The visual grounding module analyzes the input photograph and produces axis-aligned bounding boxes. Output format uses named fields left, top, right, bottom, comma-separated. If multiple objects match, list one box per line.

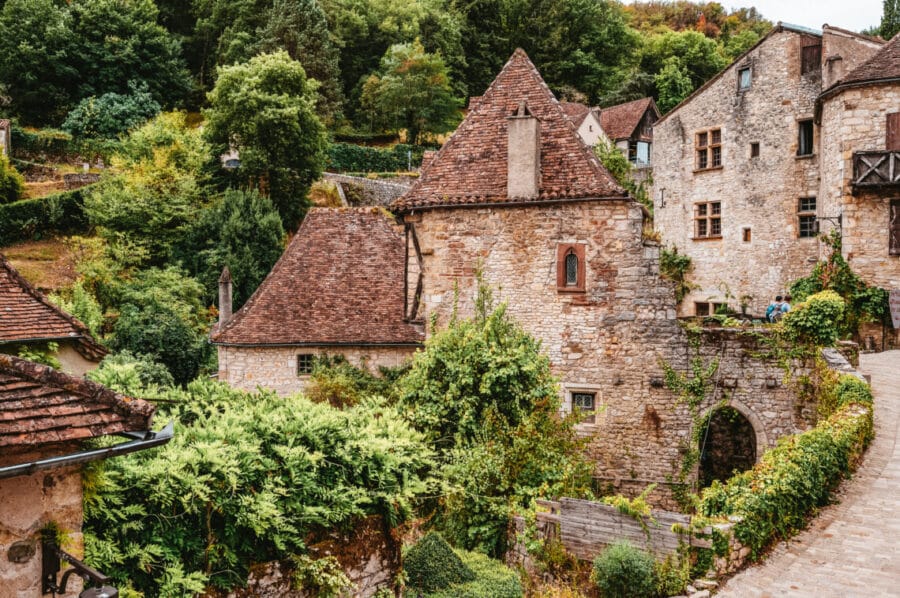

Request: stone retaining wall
left=323, top=173, right=413, bottom=207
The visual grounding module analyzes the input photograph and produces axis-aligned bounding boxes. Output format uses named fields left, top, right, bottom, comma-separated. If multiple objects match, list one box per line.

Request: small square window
left=750, top=142, right=760, bottom=158
left=572, top=392, right=596, bottom=424
left=798, top=120, right=814, bottom=156
left=738, top=67, right=751, bottom=90
left=297, top=354, right=315, bottom=375
left=695, top=302, right=711, bottom=316
left=694, top=201, right=722, bottom=239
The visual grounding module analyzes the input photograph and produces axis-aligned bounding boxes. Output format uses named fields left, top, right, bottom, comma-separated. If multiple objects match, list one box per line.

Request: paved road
left=716, top=350, right=900, bottom=598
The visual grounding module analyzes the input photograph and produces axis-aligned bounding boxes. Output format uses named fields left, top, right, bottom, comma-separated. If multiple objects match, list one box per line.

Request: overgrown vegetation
left=590, top=541, right=656, bottom=598
left=0, top=187, right=90, bottom=245
left=659, top=245, right=695, bottom=303
left=593, top=139, right=652, bottom=212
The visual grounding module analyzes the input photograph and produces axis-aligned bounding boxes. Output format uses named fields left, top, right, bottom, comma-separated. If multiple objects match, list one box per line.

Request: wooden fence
left=532, top=498, right=711, bottom=560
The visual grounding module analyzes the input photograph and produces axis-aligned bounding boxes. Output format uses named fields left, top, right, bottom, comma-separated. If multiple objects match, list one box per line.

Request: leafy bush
left=49, top=279, right=104, bottom=338
left=654, top=553, right=689, bottom=597
left=404, top=532, right=475, bottom=593
left=699, top=376, right=874, bottom=557
left=83, top=379, right=434, bottom=595
left=10, top=127, right=75, bottom=160
left=418, top=549, right=522, bottom=598
left=781, top=290, right=845, bottom=346
left=0, top=187, right=91, bottom=245
left=0, top=155, right=25, bottom=204
left=305, top=355, right=401, bottom=408
left=590, top=541, right=656, bottom=598
left=87, top=350, right=175, bottom=394
left=327, top=142, right=426, bottom=172
left=659, top=245, right=694, bottom=303
left=62, top=81, right=161, bottom=139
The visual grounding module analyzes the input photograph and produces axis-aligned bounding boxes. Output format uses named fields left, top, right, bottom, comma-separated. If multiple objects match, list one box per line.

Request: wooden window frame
left=798, top=197, right=817, bottom=238
left=695, top=128, right=722, bottom=172
left=797, top=120, right=814, bottom=157
left=556, top=243, right=586, bottom=293
left=738, top=66, right=752, bottom=91
left=297, top=353, right=315, bottom=376
left=887, top=112, right=900, bottom=151
left=571, top=392, right=597, bottom=424
left=693, top=201, right=722, bottom=240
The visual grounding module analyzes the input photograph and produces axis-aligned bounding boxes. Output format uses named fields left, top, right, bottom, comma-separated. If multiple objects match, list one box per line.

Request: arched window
left=565, top=251, right=578, bottom=286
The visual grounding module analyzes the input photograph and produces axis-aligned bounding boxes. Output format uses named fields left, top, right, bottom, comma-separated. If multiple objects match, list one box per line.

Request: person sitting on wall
left=766, top=295, right=784, bottom=323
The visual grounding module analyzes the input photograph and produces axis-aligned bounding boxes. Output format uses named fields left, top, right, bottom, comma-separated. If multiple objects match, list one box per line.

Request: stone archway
left=698, top=400, right=766, bottom=488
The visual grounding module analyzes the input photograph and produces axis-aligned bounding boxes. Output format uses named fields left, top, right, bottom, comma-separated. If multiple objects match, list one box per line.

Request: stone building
left=0, top=354, right=165, bottom=597
left=0, top=254, right=106, bottom=375
left=560, top=101, right=607, bottom=147
left=652, top=24, right=884, bottom=317
left=211, top=207, right=424, bottom=396
left=600, top=97, right=660, bottom=167
left=817, top=33, right=900, bottom=346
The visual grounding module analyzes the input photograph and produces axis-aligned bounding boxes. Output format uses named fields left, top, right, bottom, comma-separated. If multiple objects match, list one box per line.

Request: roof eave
left=394, top=194, right=633, bottom=215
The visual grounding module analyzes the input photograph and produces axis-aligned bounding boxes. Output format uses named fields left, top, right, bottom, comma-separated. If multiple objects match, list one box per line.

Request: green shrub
left=404, top=532, right=475, bottom=593
left=782, top=290, right=845, bottom=346
left=327, top=142, right=427, bottom=172
left=0, top=155, right=25, bottom=204
left=699, top=376, right=874, bottom=557
left=62, top=81, right=160, bottom=140
left=10, top=127, right=75, bottom=160
left=0, top=187, right=91, bottom=245
left=590, top=541, right=656, bottom=598
left=420, top=550, right=522, bottom=598
left=655, top=553, right=689, bottom=597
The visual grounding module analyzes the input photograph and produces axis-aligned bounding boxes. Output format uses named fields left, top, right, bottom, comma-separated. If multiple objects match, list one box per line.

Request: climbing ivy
left=659, top=246, right=695, bottom=303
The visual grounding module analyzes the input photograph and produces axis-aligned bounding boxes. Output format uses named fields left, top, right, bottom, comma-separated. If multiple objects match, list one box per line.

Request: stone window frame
left=737, top=65, right=752, bottom=91
left=797, top=197, right=817, bottom=238
left=556, top=243, right=586, bottom=293
left=297, top=353, right=315, bottom=376
left=750, top=142, right=760, bottom=158
left=695, top=301, right=725, bottom=317
left=693, top=201, right=722, bottom=240
left=561, top=383, right=604, bottom=427
left=695, top=128, right=723, bottom=172
left=797, top=119, right=815, bottom=157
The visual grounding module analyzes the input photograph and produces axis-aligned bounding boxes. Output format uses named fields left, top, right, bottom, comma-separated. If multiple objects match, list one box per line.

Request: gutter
left=0, top=421, right=174, bottom=480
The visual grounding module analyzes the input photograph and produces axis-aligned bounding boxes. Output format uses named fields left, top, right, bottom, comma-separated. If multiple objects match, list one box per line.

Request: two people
left=766, top=294, right=791, bottom=323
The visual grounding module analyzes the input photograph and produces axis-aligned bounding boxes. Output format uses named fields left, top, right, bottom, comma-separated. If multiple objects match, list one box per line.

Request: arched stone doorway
left=698, top=403, right=761, bottom=488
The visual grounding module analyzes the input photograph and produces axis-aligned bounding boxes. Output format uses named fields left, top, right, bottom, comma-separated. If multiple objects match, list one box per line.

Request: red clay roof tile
left=211, top=207, right=424, bottom=346
left=0, top=354, right=155, bottom=448
left=826, top=32, right=900, bottom=91
left=392, top=49, right=625, bottom=212
left=599, top=97, right=659, bottom=142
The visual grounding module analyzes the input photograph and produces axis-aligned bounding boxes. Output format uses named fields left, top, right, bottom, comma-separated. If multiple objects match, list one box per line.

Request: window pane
left=798, top=121, right=814, bottom=156
left=697, top=150, right=708, bottom=169
left=695, top=302, right=710, bottom=316
left=799, top=215, right=817, bottom=238
left=697, top=203, right=707, bottom=216
left=751, top=142, right=760, bottom=158
left=712, top=146, right=722, bottom=167
left=636, top=141, right=650, bottom=165
left=739, top=68, right=751, bottom=89
left=711, top=202, right=721, bottom=215
left=565, top=252, right=578, bottom=286
left=698, top=132, right=708, bottom=147
left=799, top=197, right=816, bottom=212
left=573, top=393, right=595, bottom=410
left=297, top=354, right=314, bottom=375
left=711, top=129, right=721, bottom=144
left=697, top=219, right=707, bottom=237
left=711, top=217, right=721, bottom=236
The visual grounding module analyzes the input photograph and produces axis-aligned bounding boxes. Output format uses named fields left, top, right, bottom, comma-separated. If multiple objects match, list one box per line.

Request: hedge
left=699, top=374, right=874, bottom=557
left=11, top=127, right=77, bottom=160
left=327, top=142, right=428, bottom=172
left=0, top=187, right=92, bottom=245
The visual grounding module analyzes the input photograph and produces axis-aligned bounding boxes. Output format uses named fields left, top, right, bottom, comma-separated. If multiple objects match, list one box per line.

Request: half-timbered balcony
left=852, top=150, right=900, bottom=192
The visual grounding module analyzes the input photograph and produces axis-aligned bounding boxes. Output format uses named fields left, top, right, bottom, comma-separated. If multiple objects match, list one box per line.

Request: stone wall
left=0, top=450, right=84, bottom=598
left=217, top=345, right=417, bottom=396
left=653, top=29, right=825, bottom=318
left=323, top=173, right=413, bottom=207
left=408, top=201, right=807, bottom=507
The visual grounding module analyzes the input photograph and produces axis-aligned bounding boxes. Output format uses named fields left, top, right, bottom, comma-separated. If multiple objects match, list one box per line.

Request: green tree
left=176, top=188, right=286, bottom=310
left=0, top=156, right=25, bottom=204
left=360, top=39, right=461, bottom=144
left=204, top=51, right=327, bottom=230
left=655, top=56, right=695, bottom=113
left=397, top=284, right=592, bottom=555
left=62, top=81, right=161, bottom=140
left=640, top=29, right=728, bottom=93
left=882, top=0, right=900, bottom=39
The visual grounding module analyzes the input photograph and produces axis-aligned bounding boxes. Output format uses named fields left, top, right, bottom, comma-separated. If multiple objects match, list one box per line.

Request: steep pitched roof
left=560, top=101, right=591, bottom=126
left=0, top=255, right=106, bottom=360
left=392, top=49, right=625, bottom=212
left=821, top=32, right=900, bottom=98
left=600, top=97, right=658, bottom=141
left=211, top=207, right=424, bottom=346
left=0, top=354, right=155, bottom=448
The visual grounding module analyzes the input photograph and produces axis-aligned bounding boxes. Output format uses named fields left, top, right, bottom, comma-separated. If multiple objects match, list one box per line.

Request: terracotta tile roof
left=391, top=49, right=625, bottom=212
left=211, top=207, right=424, bottom=346
left=0, top=354, right=155, bottom=448
left=0, top=254, right=106, bottom=361
left=560, top=101, right=590, bottom=126
left=824, top=32, right=900, bottom=93
left=600, top=97, right=658, bottom=141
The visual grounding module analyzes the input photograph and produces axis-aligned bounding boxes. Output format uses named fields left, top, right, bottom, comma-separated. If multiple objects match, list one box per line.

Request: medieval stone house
left=652, top=24, right=885, bottom=317
left=0, top=355, right=163, bottom=596
left=817, top=33, right=900, bottom=346
left=600, top=97, right=660, bottom=167
left=560, top=101, right=607, bottom=147
left=0, top=254, right=106, bottom=375
left=211, top=207, right=424, bottom=395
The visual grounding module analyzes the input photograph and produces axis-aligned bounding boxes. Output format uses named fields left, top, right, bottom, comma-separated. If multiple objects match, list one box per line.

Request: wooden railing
left=853, top=150, right=900, bottom=191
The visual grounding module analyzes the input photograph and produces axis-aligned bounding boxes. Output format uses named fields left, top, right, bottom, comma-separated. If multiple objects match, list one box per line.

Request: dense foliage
left=327, top=142, right=426, bottom=172
left=404, top=532, right=476, bottom=593
left=397, top=285, right=593, bottom=555
left=659, top=245, right=695, bottom=303
left=416, top=549, right=523, bottom=598
left=0, top=156, right=26, bottom=204
left=204, top=51, right=327, bottom=230
left=590, top=541, right=657, bottom=598
left=83, top=377, right=434, bottom=595
left=593, top=138, right=652, bottom=211
left=62, top=82, right=161, bottom=140
left=699, top=374, right=874, bottom=557
left=0, top=187, right=90, bottom=245
left=781, top=290, right=845, bottom=347
left=881, top=0, right=900, bottom=39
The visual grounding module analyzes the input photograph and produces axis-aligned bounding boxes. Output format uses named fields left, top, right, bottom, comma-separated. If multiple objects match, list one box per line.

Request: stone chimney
left=507, top=101, right=540, bottom=199
left=218, top=266, right=232, bottom=326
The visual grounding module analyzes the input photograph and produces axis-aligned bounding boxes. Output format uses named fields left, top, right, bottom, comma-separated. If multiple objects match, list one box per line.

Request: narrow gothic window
left=565, top=252, right=578, bottom=286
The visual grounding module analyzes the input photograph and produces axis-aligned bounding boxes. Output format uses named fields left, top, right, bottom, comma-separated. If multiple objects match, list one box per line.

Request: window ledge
left=691, top=236, right=723, bottom=242
left=795, top=153, right=816, bottom=160
left=557, top=287, right=586, bottom=294
left=693, top=166, right=724, bottom=174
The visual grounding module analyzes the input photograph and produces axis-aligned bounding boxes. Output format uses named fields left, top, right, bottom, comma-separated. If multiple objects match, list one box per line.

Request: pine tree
left=882, top=0, right=900, bottom=39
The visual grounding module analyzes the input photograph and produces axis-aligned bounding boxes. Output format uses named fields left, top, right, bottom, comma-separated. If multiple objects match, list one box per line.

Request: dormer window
left=557, top=244, right=585, bottom=293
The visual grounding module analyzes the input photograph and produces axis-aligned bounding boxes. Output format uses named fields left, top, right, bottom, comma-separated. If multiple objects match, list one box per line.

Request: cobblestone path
left=715, top=350, right=900, bottom=597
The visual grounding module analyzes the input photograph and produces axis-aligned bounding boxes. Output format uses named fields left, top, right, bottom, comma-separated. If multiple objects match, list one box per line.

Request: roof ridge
left=822, top=31, right=900, bottom=96
left=0, top=253, right=106, bottom=360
